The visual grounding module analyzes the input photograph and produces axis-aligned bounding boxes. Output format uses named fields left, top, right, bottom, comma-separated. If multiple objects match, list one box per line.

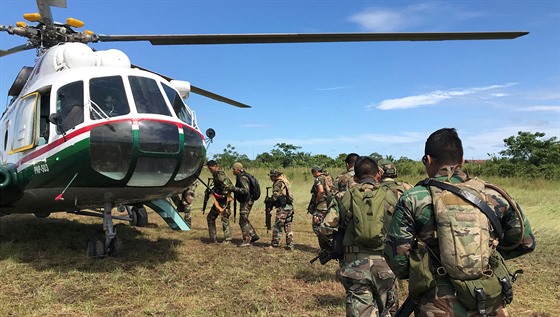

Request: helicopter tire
left=109, top=237, right=123, bottom=257
left=85, top=238, right=97, bottom=258
left=129, top=205, right=148, bottom=227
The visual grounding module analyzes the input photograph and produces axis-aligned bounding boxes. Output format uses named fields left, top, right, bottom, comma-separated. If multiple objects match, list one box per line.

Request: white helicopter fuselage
left=0, top=43, right=206, bottom=214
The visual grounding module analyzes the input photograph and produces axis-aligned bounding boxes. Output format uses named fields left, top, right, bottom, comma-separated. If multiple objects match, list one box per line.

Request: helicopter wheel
left=85, top=239, right=96, bottom=258
left=34, top=212, right=51, bottom=218
left=109, top=236, right=123, bottom=257
left=128, top=205, right=148, bottom=227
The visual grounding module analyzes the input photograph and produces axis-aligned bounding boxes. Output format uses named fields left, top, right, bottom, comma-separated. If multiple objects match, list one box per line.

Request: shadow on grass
left=293, top=265, right=338, bottom=283
left=0, top=214, right=181, bottom=272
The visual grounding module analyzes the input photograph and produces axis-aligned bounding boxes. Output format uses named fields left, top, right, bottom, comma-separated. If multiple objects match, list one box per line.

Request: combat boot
left=250, top=234, right=260, bottom=244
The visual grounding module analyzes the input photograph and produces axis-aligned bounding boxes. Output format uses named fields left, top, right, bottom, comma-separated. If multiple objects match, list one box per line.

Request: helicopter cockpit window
left=56, top=81, right=84, bottom=132
left=11, top=92, right=38, bottom=152
left=129, top=76, right=172, bottom=116
left=89, top=76, right=130, bottom=120
left=162, top=84, right=193, bottom=125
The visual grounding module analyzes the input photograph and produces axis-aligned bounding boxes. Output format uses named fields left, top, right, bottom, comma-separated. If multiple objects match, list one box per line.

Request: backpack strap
left=419, top=179, right=504, bottom=239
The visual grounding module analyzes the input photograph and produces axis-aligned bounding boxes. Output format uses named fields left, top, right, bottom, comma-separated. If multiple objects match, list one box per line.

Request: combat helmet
left=378, top=159, right=397, bottom=178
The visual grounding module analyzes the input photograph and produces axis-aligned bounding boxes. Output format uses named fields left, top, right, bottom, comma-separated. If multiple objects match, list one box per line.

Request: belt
left=343, top=246, right=383, bottom=262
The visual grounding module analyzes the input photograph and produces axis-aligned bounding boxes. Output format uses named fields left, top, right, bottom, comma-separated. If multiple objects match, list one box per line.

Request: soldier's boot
left=250, top=234, right=260, bottom=244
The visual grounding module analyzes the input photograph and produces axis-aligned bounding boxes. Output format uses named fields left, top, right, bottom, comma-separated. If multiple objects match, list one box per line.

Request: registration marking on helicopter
left=33, top=163, right=50, bottom=174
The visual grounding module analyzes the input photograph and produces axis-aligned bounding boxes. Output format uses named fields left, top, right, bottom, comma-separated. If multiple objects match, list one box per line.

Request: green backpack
left=348, top=183, right=393, bottom=249
left=421, top=178, right=517, bottom=314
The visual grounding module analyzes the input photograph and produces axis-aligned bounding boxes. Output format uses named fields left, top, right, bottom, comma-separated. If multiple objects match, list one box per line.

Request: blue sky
left=1, top=0, right=559, bottom=160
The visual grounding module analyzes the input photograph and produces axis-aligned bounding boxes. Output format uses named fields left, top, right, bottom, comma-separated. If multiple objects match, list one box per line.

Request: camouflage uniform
left=336, top=167, right=357, bottom=196
left=233, top=172, right=258, bottom=244
left=337, top=178, right=397, bottom=317
left=384, top=168, right=536, bottom=317
left=270, top=174, right=294, bottom=249
left=310, top=171, right=336, bottom=251
left=207, top=169, right=234, bottom=242
left=171, top=181, right=198, bottom=228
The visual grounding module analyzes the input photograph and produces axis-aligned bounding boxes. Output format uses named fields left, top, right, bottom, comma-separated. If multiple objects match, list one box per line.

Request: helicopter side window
left=11, top=93, right=38, bottom=152
left=162, top=84, right=193, bottom=125
left=89, top=76, right=130, bottom=120
left=129, top=76, right=172, bottom=116
left=56, top=81, right=84, bottom=132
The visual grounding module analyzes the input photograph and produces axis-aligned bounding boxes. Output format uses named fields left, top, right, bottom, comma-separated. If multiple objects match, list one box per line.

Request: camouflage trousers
left=312, top=208, right=331, bottom=251
left=337, top=254, right=396, bottom=317
left=238, top=200, right=257, bottom=243
left=183, top=204, right=192, bottom=228
left=271, top=208, right=293, bottom=247
left=207, top=205, right=232, bottom=242
left=415, top=281, right=509, bottom=317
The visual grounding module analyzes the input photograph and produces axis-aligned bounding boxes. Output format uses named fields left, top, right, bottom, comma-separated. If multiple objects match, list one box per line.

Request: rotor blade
left=36, top=0, right=67, bottom=27
left=190, top=85, right=251, bottom=108
left=0, top=43, right=34, bottom=57
left=131, top=64, right=251, bottom=108
left=97, top=31, right=529, bottom=45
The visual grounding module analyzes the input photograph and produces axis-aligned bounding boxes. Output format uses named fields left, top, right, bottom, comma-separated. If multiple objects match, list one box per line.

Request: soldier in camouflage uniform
left=309, top=166, right=337, bottom=252
left=230, top=162, right=260, bottom=247
left=171, top=181, right=199, bottom=228
left=336, top=153, right=359, bottom=195
left=267, top=169, right=295, bottom=250
left=384, top=128, right=536, bottom=317
left=337, top=156, right=396, bottom=317
left=206, top=160, right=234, bottom=244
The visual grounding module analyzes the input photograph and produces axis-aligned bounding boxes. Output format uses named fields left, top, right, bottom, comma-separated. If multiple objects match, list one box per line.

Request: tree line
left=211, top=131, right=560, bottom=180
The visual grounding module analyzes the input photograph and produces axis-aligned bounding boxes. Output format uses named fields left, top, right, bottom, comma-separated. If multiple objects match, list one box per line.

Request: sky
left=1, top=0, right=559, bottom=161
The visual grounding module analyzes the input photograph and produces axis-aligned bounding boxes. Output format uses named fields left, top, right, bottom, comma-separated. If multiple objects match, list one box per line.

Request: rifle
left=394, top=296, right=417, bottom=317
left=307, top=197, right=315, bottom=214
left=309, top=249, right=334, bottom=265
left=309, top=228, right=344, bottom=265
left=199, top=177, right=214, bottom=215
left=264, top=186, right=273, bottom=233
left=233, top=198, right=237, bottom=223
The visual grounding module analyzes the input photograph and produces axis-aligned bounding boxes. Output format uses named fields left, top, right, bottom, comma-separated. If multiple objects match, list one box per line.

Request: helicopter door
left=10, top=92, right=39, bottom=153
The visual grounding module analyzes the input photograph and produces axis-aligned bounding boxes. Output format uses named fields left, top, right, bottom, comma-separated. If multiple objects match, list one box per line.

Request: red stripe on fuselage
left=17, top=118, right=203, bottom=167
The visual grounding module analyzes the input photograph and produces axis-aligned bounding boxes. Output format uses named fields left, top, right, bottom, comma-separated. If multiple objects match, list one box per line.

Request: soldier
left=171, top=181, right=199, bottom=228
left=309, top=166, right=336, bottom=252
left=206, top=160, right=234, bottom=244
left=230, top=162, right=260, bottom=247
left=266, top=169, right=295, bottom=250
left=337, top=156, right=397, bottom=316
left=336, top=153, right=359, bottom=195
left=384, top=128, right=536, bottom=316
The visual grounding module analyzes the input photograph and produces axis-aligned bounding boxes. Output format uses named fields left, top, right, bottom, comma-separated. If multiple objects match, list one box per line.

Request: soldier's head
left=345, top=153, right=360, bottom=171
left=231, top=162, right=244, bottom=175
left=206, top=160, right=218, bottom=173
left=423, top=128, right=464, bottom=177
left=378, top=159, right=397, bottom=178
left=354, top=156, right=381, bottom=182
left=311, top=166, right=323, bottom=177
left=269, top=169, right=282, bottom=181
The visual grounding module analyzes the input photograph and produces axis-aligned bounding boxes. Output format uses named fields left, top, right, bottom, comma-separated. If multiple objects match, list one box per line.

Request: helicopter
left=0, top=0, right=528, bottom=258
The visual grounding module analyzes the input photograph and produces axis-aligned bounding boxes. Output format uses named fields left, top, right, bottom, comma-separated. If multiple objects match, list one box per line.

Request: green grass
left=0, top=168, right=557, bottom=316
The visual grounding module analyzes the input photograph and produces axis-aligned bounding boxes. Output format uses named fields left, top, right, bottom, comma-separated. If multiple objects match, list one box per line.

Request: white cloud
left=376, top=83, right=517, bottom=110
left=515, top=106, right=560, bottom=112
left=348, top=2, right=484, bottom=32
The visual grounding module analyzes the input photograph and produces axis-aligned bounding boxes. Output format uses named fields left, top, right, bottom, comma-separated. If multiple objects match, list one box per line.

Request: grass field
left=0, top=168, right=558, bottom=316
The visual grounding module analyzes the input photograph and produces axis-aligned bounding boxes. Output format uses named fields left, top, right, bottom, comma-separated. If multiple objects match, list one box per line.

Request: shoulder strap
left=419, top=178, right=504, bottom=239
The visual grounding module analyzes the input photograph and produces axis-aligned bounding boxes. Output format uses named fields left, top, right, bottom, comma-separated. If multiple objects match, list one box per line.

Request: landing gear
left=127, top=205, right=148, bottom=227
left=85, top=202, right=123, bottom=259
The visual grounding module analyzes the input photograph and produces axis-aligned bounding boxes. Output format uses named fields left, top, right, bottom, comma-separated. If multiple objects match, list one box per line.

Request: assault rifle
left=264, top=186, right=273, bottom=233
left=200, top=177, right=214, bottom=215
left=394, top=296, right=417, bottom=317
left=309, top=229, right=344, bottom=265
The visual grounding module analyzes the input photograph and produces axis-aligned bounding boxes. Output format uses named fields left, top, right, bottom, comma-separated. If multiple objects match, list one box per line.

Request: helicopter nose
left=90, top=120, right=182, bottom=186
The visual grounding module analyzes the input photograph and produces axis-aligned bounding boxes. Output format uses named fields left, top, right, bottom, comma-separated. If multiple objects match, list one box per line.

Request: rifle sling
left=420, top=179, right=504, bottom=239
